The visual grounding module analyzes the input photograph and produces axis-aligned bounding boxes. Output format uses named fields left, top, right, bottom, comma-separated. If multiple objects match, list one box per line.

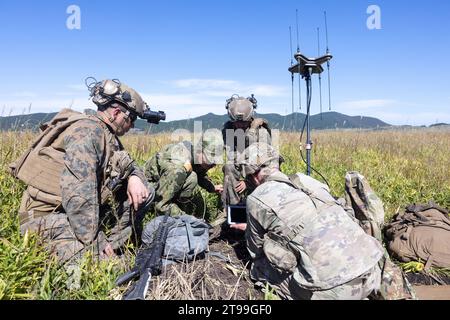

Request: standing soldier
left=144, top=130, right=224, bottom=218
left=11, top=79, right=161, bottom=264
left=221, top=94, right=272, bottom=209
left=232, top=142, right=415, bottom=300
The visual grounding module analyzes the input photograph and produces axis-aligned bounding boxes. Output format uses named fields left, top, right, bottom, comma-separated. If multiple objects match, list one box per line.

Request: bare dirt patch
left=143, top=226, right=264, bottom=300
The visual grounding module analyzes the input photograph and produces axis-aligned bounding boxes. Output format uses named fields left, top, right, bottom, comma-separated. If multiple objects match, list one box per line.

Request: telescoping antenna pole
left=317, top=27, right=323, bottom=119
left=296, top=9, right=302, bottom=112
left=289, top=26, right=295, bottom=116
left=324, top=11, right=332, bottom=111
left=288, top=52, right=332, bottom=176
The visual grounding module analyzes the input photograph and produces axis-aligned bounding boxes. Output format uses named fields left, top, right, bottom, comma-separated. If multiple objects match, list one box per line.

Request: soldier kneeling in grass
left=10, top=79, right=157, bottom=265
left=144, top=130, right=224, bottom=218
left=230, top=142, right=416, bottom=300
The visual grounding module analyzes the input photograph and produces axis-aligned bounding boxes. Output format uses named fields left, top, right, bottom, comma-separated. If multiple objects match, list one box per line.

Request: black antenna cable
left=324, top=11, right=332, bottom=111
left=298, top=70, right=331, bottom=190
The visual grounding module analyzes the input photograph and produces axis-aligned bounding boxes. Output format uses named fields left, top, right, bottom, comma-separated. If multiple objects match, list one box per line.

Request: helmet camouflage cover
left=226, top=94, right=257, bottom=122
left=88, top=78, right=147, bottom=116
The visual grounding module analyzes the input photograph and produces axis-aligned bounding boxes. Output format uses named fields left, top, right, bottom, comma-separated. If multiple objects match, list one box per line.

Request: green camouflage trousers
left=150, top=171, right=206, bottom=219
left=20, top=196, right=149, bottom=264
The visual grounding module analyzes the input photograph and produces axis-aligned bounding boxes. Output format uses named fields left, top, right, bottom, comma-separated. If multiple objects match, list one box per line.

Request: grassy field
left=0, top=128, right=449, bottom=299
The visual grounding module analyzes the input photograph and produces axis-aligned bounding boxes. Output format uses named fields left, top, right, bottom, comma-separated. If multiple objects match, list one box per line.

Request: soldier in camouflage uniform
left=16, top=79, right=156, bottom=264
left=221, top=94, right=272, bottom=208
left=144, top=130, right=224, bottom=217
left=232, top=142, right=415, bottom=300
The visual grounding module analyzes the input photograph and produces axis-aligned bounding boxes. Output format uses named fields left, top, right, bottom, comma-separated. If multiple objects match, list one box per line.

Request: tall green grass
left=1, top=128, right=449, bottom=299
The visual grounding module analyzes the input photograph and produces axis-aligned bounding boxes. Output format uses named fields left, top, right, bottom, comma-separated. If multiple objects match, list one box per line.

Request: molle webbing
left=9, top=109, right=113, bottom=207
left=265, top=173, right=337, bottom=242
left=9, top=110, right=89, bottom=197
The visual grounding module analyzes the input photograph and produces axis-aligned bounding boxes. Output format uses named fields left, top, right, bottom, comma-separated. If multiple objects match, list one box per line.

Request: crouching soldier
left=232, top=142, right=415, bottom=300
left=144, top=130, right=224, bottom=217
left=10, top=79, right=158, bottom=264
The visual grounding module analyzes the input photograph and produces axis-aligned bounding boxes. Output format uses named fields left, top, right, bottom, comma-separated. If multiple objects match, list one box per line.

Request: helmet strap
left=100, top=108, right=124, bottom=134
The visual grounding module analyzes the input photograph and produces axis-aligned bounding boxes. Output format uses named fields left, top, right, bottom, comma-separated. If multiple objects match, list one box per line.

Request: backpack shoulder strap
left=180, top=216, right=194, bottom=254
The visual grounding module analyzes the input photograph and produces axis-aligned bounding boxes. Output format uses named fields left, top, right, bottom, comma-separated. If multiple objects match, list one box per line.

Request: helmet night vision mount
left=85, top=77, right=166, bottom=125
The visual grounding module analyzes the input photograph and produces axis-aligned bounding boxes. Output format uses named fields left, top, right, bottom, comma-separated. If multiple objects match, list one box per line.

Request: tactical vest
left=222, top=118, right=272, bottom=163
left=10, top=109, right=119, bottom=221
left=254, top=172, right=383, bottom=290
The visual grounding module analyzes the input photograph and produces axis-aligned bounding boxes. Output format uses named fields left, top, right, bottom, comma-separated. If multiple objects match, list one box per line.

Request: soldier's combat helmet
left=239, top=142, right=280, bottom=177
left=225, top=94, right=257, bottom=122
left=196, top=130, right=224, bottom=165
left=86, top=77, right=147, bottom=117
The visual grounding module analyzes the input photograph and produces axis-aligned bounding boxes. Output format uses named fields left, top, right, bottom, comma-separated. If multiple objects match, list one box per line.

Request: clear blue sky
left=0, top=0, right=449, bottom=125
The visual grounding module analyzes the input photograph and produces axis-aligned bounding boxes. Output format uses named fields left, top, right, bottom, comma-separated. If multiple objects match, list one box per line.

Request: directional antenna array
left=287, top=11, right=334, bottom=177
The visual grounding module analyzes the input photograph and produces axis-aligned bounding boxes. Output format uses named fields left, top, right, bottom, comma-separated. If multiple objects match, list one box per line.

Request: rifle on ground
left=115, top=212, right=171, bottom=300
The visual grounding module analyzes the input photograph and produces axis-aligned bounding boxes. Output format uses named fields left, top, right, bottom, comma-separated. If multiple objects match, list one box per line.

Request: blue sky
left=0, top=0, right=449, bottom=125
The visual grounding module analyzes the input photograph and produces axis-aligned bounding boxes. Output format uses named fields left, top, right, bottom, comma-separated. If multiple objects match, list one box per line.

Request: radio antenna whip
left=290, top=26, right=295, bottom=118
left=296, top=9, right=302, bottom=113
left=324, top=11, right=332, bottom=111
left=317, top=27, right=323, bottom=120
left=288, top=47, right=332, bottom=176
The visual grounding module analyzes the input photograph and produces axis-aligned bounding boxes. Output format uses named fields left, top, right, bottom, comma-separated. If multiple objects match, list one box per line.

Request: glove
left=251, top=118, right=267, bottom=129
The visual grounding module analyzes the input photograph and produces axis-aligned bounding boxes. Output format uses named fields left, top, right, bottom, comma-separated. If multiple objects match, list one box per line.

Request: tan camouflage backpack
left=385, top=202, right=450, bottom=270
left=10, top=109, right=88, bottom=197
left=9, top=109, right=113, bottom=207
left=344, top=172, right=416, bottom=300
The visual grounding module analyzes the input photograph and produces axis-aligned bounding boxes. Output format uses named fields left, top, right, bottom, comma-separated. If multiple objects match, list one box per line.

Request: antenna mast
left=324, top=11, right=332, bottom=111
left=296, top=9, right=302, bottom=113
left=289, top=26, right=294, bottom=117
left=317, top=27, right=323, bottom=119
left=288, top=15, right=333, bottom=176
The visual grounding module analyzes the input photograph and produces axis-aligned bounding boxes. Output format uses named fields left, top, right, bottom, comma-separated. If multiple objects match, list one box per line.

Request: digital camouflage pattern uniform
left=239, top=142, right=415, bottom=300
left=19, top=116, right=151, bottom=263
left=246, top=170, right=386, bottom=300
left=144, top=140, right=219, bottom=217
left=221, top=119, right=272, bottom=206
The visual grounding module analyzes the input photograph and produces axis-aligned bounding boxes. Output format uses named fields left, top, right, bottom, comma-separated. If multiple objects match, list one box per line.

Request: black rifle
left=116, top=212, right=171, bottom=300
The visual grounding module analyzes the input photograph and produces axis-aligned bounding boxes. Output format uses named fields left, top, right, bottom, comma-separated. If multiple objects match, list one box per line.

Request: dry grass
left=1, top=127, right=449, bottom=299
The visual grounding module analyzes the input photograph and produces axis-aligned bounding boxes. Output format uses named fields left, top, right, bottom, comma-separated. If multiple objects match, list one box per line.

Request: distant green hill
left=0, top=110, right=392, bottom=132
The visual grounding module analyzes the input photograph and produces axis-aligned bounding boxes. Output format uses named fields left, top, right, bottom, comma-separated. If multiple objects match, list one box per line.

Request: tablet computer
left=227, top=205, right=247, bottom=225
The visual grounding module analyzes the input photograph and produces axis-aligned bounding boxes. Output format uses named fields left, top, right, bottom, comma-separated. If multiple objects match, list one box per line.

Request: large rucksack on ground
left=342, top=172, right=416, bottom=299
left=344, top=171, right=385, bottom=242
left=142, top=215, right=210, bottom=263
left=385, top=202, right=450, bottom=270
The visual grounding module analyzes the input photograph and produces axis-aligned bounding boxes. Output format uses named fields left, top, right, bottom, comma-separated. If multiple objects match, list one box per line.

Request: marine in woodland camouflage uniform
left=17, top=79, right=156, bottom=264
left=221, top=94, right=272, bottom=207
left=234, top=142, right=415, bottom=300
left=144, top=130, right=224, bottom=217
